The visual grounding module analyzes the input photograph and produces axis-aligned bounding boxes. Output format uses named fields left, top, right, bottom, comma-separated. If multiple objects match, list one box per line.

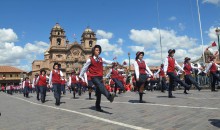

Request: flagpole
left=196, top=0, right=205, bottom=63
left=157, top=0, right=163, bottom=63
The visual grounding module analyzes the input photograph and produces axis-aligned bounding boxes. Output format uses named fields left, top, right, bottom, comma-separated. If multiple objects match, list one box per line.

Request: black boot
left=184, top=90, right=188, bottom=94
left=139, top=93, right=146, bottom=103
left=89, top=92, right=91, bottom=99
left=73, top=92, right=75, bottom=98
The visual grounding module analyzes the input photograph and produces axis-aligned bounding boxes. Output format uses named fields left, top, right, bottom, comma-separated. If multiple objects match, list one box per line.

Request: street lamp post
left=216, top=27, right=220, bottom=59
left=128, top=52, right=130, bottom=72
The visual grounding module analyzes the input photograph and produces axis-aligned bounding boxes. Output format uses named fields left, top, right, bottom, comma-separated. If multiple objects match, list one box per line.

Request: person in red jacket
left=106, top=62, right=125, bottom=96
left=155, top=64, right=167, bottom=92
left=183, top=57, right=202, bottom=94
left=33, top=73, right=40, bottom=100
left=134, top=51, right=153, bottom=103
left=79, top=45, right=115, bottom=112
left=23, top=77, right=30, bottom=98
left=164, top=49, right=190, bottom=98
left=61, top=76, right=66, bottom=95
left=118, top=71, right=125, bottom=94
left=49, top=63, right=63, bottom=106
left=204, top=56, right=220, bottom=92
left=84, top=71, right=95, bottom=99
left=69, top=70, right=79, bottom=98
left=36, top=69, right=48, bottom=103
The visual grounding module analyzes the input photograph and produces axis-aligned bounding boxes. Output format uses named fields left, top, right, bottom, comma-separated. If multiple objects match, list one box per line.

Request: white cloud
left=97, top=39, right=124, bottom=57
left=0, top=28, right=49, bottom=71
left=0, top=28, right=18, bottom=43
left=128, top=28, right=208, bottom=65
left=24, top=41, right=49, bottom=54
left=128, top=46, right=144, bottom=52
left=129, top=28, right=196, bottom=51
left=206, top=26, right=219, bottom=41
left=104, top=52, right=109, bottom=56
left=117, top=38, right=123, bottom=45
left=96, top=30, right=113, bottom=39
left=169, top=16, right=177, bottom=21
left=202, top=0, right=220, bottom=5
left=178, top=23, right=186, bottom=31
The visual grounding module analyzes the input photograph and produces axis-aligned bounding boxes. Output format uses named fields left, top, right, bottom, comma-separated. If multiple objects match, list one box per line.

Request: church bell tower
left=49, top=23, right=67, bottom=47
left=81, top=27, right=97, bottom=51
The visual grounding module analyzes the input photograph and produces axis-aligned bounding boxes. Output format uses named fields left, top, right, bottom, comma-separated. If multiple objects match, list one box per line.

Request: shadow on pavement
left=209, top=119, right=220, bottom=128
left=60, top=101, right=66, bottom=104
left=157, top=96, right=169, bottom=98
left=80, top=106, right=113, bottom=114
left=45, top=99, right=53, bottom=102
left=71, top=97, right=79, bottom=99
left=128, top=100, right=152, bottom=103
left=85, top=98, right=95, bottom=100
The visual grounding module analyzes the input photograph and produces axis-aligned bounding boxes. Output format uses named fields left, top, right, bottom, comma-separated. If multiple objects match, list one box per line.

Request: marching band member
left=36, top=69, right=48, bottom=103
left=79, top=45, right=115, bottom=112
left=23, top=77, right=30, bottom=98
left=183, top=57, right=202, bottom=94
left=33, top=73, right=40, bottom=100
left=84, top=71, right=95, bottom=99
left=61, top=76, right=66, bottom=95
left=155, top=64, right=167, bottom=92
left=106, top=62, right=125, bottom=96
left=204, top=56, right=220, bottom=92
left=134, top=51, right=153, bottom=103
left=164, top=49, right=190, bottom=98
left=69, top=70, right=79, bottom=98
left=49, top=62, right=63, bottom=106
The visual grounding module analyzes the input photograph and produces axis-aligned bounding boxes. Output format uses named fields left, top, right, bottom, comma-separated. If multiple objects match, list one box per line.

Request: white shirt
left=32, top=77, right=37, bottom=88
left=22, top=80, right=30, bottom=88
left=68, top=75, right=79, bottom=86
left=133, top=59, right=153, bottom=79
left=49, top=70, right=63, bottom=85
left=79, top=56, right=112, bottom=79
left=204, top=61, right=220, bottom=73
left=83, top=73, right=88, bottom=85
left=36, top=75, right=49, bottom=85
left=163, top=57, right=183, bottom=73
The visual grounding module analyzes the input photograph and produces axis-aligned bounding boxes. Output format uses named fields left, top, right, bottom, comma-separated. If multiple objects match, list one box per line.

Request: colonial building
left=0, top=66, right=27, bottom=85
left=32, top=23, right=97, bottom=78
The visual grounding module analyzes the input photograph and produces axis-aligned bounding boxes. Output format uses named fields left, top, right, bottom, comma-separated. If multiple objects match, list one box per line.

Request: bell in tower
left=81, top=26, right=97, bottom=50
left=49, top=23, right=67, bottom=47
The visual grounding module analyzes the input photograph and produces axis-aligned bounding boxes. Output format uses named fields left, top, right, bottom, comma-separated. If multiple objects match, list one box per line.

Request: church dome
left=52, top=23, right=63, bottom=30
left=44, top=50, right=49, bottom=55
left=84, top=27, right=93, bottom=33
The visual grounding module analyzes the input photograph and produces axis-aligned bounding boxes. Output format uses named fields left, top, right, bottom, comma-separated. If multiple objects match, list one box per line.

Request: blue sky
left=0, top=0, right=220, bottom=71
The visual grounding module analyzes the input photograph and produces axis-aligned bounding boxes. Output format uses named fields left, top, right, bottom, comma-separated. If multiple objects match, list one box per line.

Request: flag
left=123, top=61, right=127, bottom=65
left=208, top=41, right=217, bottom=48
left=113, top=57, right=117, bottom=60
left=211, top=41, right=217, bottom=47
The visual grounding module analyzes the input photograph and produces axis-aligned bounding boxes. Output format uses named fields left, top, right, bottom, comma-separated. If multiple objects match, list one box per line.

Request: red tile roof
left=0, top=66, right=26, bottom=73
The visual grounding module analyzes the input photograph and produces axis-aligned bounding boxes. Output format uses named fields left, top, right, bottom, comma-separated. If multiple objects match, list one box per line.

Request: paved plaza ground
left=0, top=89, right=220, bottom=130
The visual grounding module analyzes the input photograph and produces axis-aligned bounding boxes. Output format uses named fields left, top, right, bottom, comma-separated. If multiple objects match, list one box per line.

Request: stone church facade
left=32, top=23, right=97, bottom=78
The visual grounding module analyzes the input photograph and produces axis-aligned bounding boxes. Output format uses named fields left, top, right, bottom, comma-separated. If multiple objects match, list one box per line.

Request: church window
left=36, top=65, right=40, bottom=69
left=58, top=32, right=60, bottom=35
left=89, top=41, right=93, bottom=47
left=57, top=38, right=61, bottom=45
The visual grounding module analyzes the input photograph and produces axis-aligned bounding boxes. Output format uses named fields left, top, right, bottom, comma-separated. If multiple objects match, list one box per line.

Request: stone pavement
left=0, top=89, right=220, bottom=130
